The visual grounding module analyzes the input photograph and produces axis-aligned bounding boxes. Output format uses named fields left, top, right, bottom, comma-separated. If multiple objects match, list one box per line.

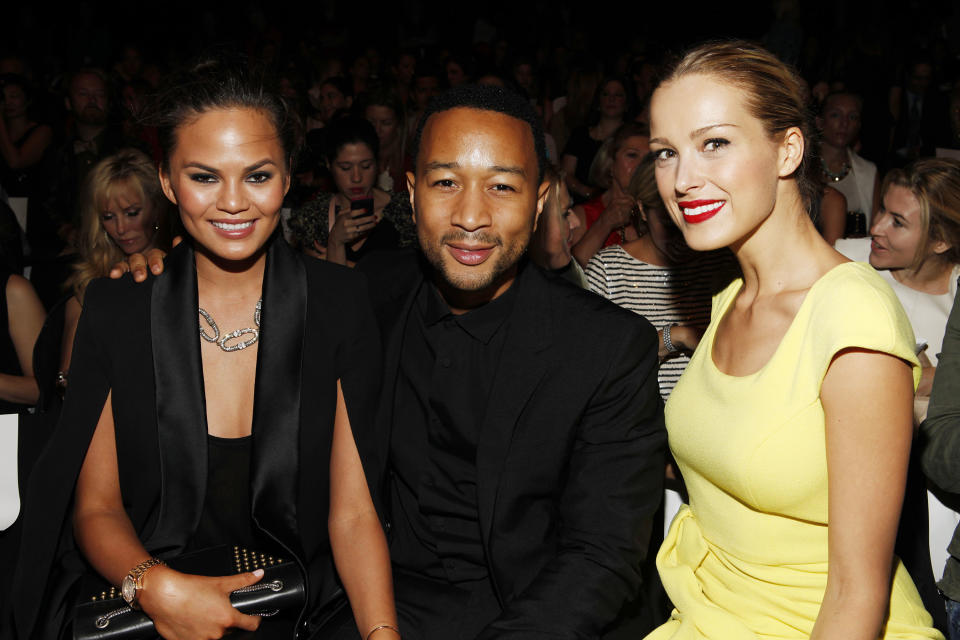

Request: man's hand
left=109, top=236, right=180, bottom=281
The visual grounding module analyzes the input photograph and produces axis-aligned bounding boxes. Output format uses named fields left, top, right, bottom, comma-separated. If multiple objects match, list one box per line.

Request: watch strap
left=125, top=557, right=165, bottom=608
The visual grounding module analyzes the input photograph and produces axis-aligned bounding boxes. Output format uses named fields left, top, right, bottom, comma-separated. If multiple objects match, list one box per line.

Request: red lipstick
left=678, top=200, right=725, bottom=224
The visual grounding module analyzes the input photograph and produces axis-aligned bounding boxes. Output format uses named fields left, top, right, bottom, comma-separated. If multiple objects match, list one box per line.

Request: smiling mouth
left=212, top=220, right=254, bottom=230
left=678, top=200, right=724, bottom=224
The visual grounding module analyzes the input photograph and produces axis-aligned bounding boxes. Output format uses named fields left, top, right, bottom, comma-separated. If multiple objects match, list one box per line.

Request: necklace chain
left=198, top=299, right=262, bottom=353
left=820, top=157, right=851, bottom=182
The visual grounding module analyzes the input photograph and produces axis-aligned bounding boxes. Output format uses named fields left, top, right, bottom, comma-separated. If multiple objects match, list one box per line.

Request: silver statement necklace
left=198, top=298, right=262, bottom=352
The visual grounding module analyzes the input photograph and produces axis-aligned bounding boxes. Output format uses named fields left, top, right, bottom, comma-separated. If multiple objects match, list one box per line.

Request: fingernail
left=253, top=569, right=264, bottom=578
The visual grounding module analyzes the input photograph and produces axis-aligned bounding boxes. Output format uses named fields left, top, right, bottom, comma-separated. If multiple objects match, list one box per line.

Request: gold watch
left=120, top=558, right=165, bottom=610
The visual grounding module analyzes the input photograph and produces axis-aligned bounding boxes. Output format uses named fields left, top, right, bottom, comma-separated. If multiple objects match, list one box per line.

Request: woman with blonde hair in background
left=570, top=121, right=649, bottom=266
left=59, top=148, right=173, bottom=387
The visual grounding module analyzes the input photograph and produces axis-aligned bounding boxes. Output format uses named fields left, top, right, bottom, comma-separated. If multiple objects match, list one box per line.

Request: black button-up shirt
left=389, top=277, right=517, bottom=584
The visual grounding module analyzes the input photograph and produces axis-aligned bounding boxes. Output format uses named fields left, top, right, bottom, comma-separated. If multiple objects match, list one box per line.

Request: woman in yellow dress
left=645, top=41, right=943, bottom=640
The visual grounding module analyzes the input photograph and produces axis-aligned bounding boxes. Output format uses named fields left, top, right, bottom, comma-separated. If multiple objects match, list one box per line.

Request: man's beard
left=77, top=105, right=107, bottom=126
left=418, top=229, right=528, bottom=293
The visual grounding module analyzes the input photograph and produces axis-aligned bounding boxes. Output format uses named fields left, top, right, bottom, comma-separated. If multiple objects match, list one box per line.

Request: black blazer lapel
left=476, top=265, right=552, bottom=546
left=146, top=242, right=208, bottom=554
left=367, top=253, right=423, bottom=478
left=250, top=237, right=307, bottom=559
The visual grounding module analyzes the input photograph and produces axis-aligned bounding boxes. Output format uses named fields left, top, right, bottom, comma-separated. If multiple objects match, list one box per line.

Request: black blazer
left=360, top=251, right=667, bottom=639
left=10, top=237, right=383, bottom=638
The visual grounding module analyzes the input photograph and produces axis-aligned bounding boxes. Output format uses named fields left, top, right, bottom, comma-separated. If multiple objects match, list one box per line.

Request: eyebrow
left=423, top=161, right=526, bottom=177
left=650, top=123, right=739, bottom=147
left=182, top=159, right=278, bottom=173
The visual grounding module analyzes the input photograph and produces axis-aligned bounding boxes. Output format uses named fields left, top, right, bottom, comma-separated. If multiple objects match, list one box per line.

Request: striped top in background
left=586, top=245, right=739, bottom=399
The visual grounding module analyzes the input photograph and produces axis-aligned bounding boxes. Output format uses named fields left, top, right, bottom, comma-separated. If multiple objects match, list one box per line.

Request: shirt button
left=439, top=357, right=452, bottom=368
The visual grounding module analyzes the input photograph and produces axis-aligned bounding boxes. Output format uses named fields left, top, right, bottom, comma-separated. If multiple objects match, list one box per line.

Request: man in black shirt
left=360, top=84, right=665, bottom=640
left=114, top=84, right=666, bottom=640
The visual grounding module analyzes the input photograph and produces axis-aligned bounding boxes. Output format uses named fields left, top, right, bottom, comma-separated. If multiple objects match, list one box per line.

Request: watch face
left=121, top=575, right=136, bottom=604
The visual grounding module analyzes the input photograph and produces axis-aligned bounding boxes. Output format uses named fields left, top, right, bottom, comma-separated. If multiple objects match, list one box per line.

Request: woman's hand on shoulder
left=139, top=565, right=263, bottom=640
left=109, top=237, right=180, bottom=282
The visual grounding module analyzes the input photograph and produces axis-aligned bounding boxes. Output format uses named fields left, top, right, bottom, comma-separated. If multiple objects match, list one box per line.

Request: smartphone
left=350, top=198, right=374, bottom=219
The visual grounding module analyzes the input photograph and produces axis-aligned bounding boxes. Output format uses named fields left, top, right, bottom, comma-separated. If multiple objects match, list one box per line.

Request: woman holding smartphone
left=11, top=59, right=398, bottom=640
left=289, top=116, right=416, bottom=266
left=645, top=41, right=941, bottom=639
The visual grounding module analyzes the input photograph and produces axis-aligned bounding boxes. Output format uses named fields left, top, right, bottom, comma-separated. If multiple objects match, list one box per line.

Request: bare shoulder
left=65, top=295, right=82, bottom=320
left=5, top=274, right=42, bottom=306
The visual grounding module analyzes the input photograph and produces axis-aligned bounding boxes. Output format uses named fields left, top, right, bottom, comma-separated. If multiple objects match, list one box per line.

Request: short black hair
left=411, top=84, right=547, bottom=182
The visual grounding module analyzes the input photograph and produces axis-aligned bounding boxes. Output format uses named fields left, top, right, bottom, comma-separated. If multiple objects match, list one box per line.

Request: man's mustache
left=441, top=231, right=502, bottom=247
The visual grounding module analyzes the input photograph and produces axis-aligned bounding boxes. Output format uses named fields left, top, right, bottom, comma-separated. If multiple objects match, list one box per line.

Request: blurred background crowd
left=2, top=0, right=960, bottom=305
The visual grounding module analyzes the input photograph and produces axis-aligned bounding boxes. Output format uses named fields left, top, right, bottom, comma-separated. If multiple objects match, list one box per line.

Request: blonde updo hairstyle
left=69, top=148, right=170, bottom=299
left=881, top=157, right=960, bottom=270
left=657, top=40, right=821, bottom=220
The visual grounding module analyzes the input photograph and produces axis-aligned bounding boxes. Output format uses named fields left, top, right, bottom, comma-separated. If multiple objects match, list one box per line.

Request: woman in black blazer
left=11, top=59, right=398, bottom=640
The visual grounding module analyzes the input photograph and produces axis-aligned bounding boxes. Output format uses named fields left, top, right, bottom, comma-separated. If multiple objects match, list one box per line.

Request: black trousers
left=393, top=570, right=501, bottom=640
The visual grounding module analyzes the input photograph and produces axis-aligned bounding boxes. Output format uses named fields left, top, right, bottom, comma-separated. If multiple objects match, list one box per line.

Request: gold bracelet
left=365, top=623, right=401, bottom=640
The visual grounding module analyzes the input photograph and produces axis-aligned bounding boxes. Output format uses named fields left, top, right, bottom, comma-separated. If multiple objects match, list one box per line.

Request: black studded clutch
left=72, top=545, right=305, bottom=640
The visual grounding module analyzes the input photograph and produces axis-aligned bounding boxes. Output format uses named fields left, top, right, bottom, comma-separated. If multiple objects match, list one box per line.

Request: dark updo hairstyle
left=658, top=40, right=821, bottom=219
left=321, top=115, right=380, bottom=166
left=151, top=55, right=300, bottom=172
